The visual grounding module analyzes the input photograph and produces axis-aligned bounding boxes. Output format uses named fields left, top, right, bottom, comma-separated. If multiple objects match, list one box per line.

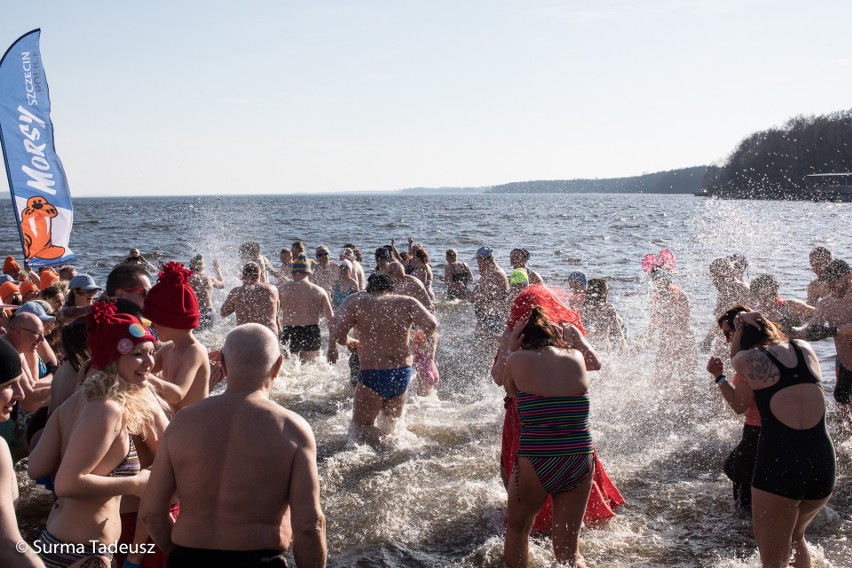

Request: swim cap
left=566, top=271, right=587, bottom=286
left=509, top=268, right=529, bottom=285
left=292, top=254, right=313, bottom=274
left=476, top=246, right=493, bottom=259
left=189, top=254, right=205, bottom=272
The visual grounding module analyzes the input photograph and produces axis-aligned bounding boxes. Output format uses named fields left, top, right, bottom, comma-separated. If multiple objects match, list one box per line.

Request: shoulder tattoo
left=746, top=350, right=779, bottom=384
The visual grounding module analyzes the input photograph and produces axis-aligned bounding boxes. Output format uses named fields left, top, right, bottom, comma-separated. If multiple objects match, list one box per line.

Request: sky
left=1, top=1, right=851, bottom=196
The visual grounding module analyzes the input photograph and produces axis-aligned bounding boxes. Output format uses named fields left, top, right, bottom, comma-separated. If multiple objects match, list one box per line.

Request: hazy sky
left=2, top=1, right=851, bottom=196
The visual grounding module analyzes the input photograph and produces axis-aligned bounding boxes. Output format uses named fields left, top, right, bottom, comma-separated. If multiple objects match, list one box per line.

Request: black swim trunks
left=835, top=359, right=852, bottom=404
left=280, top=325, right=322, bottom=352
left=169, top=546, right=289, bottom=567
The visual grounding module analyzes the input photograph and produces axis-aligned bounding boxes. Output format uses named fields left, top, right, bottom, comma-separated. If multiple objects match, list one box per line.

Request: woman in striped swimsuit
left=503, top=305, right=600, bottom=568
left=28, top=301, right=165, bottom=567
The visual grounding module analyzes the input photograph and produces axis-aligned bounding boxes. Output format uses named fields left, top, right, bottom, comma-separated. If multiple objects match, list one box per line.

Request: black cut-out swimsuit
left=751, top=341, right=835, bottom=500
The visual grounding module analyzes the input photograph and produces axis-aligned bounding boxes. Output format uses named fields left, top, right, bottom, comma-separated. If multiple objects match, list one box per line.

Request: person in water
left=220, top=262, right=280, bottom=335
left=787, top=259, right=852, bottom=421
left=581, top=278, right=626, bottom=350
left=643, top=249, right=695, bottom=382
left=805, top=246, right=833, bottom=307
left=141, top=324, right=327, bottom=568
left=188, top=254, right=224, bottom=332
left=707, top=305, right=760, bottom=517
left=732, top=310, right=835, bottom=568
left=278, top=255, right=335, bottom=363
left=27, top=300, right=166, bottom=568
left=700, top=257, right=751, bottom=353
left=443, top=248, right=473, bottom=300
left=502, top=306, right=600, bottom=568
left=492, top=285, right=623, bottom=535
left=329, top=274, right=436, bottom=445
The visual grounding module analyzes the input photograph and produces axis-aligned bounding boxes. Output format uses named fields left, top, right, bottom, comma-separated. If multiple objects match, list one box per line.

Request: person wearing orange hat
left=0, top=282, right=22, bottom=308
left=143, top=261, right=210, bottom=413
left=19, top=280, right=39, bottom=303
left=27, top=299, right=164, bottom=568
left=39, top=266, right=60, bottom=291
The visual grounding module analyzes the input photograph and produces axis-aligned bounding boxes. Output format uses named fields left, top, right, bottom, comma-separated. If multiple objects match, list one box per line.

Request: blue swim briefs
left=358, top=367, right=413, bottom=399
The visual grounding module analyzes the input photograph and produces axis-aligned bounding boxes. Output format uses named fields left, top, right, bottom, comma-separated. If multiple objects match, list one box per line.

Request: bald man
left=3, top=313, right=54, bottom=415
left=141, top=324, right=326, bottom=567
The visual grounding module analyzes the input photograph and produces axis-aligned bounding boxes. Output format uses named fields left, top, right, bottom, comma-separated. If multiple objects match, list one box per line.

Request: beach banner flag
left=0, top=29, right=75, bottom=267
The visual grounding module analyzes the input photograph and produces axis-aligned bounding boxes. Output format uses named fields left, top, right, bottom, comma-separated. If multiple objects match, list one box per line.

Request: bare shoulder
left=733, top=348, right=779, bottom=385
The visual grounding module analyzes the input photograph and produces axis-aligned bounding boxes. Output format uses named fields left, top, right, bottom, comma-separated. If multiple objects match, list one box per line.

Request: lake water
left=3, top=193, right=850, bottom=567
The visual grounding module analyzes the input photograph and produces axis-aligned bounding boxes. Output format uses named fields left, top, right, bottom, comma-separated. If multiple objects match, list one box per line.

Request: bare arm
left=320, top=290, right=334, bottom=324
left=0, top=439, right=43, bottom=568
left=411, top=300, right=438, bottom=338
left=563, top=325, right=601, bottom=371
left=788, top=302, right=837, bottom=341
left=210, top=260, right=225, bottom=289
left=220, top=289, right=238, bottom=318
left=289, top=421, right=327, bottom=568
left=139, top=429, right=178, bottom=555
left=27, top=405, right=62, bottom=479
left=490, top=331, right=511, bottom=386
left=145, top=349, right=207, bottom=408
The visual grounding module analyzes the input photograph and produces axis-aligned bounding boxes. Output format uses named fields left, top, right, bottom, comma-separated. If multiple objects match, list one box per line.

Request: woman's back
left=507, top=346, right=589, bottom=398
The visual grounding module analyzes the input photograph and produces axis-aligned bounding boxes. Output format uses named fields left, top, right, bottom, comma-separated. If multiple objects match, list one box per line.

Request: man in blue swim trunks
left=329, top=274, right=437, bottom=445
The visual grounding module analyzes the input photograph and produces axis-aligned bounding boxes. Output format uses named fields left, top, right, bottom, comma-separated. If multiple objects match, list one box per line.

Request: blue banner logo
left=0, top=29, right=74, bottom=267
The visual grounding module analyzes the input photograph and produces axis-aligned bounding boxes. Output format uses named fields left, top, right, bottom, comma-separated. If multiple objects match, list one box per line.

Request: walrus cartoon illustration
left=20, top=196, right=66, bottom=260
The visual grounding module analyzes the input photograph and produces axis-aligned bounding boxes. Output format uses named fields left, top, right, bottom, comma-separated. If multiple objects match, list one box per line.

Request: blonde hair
left=83, top=363, right=159, bottom=437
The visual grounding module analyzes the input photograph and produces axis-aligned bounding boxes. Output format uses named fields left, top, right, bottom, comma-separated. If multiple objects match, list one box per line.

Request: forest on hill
left=486, top=166, right=707, bottom=194
left=701, top=109, right=852, bottom=198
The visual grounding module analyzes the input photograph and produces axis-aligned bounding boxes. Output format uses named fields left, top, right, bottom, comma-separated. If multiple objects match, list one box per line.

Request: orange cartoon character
left=20, top=196, right=66, bottom=260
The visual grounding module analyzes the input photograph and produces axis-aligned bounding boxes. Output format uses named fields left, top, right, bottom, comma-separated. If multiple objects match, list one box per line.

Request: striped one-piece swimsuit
left=515, top=391, right=594, bottom=495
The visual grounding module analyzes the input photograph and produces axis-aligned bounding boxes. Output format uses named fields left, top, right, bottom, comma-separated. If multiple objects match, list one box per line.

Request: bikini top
left=753, top=340, right=823, bottom=429
left=108, top=436, right=141, bottom=478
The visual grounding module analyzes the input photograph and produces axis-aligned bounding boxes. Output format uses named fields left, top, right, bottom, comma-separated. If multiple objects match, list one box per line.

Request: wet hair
left=239, top=241, right=260, bottom=260
left=279, top=248, right=292, bottom=259
left=709, top=257, right=735, bottom=278
left=520, top=306, right=566, bottom=351
left=749, top=274, right=779, bottom=301
left=344, top=243, right=362, bottom=263
left=729, top=254, right=748, bottom=274
left=366, top=273, right=394, bottom=294
left=414, top=247, right=430, bottom=265
left=106, top=264, right=150, bottom=296
left=585, top=278, right=609, bottom=304
left=292, top=241, right=305, bottom=253
left=446, top=248, right=458, bottom=260
left=61, top=317, right=90, bottom=372
left=809, top=246, right=832, bottom=262
left=39, top=286, right=64, bottom=303
left=511, top=248, right=531, bottom=261
left=242, top=262, right=260, bottom=282
left=823, top=259, right=850, bottom=281
left=717, top=304, right=785, bottom=349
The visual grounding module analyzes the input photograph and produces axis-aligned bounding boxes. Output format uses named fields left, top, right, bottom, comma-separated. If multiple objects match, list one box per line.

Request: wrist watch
left=715, top=374, right=727, bottom=385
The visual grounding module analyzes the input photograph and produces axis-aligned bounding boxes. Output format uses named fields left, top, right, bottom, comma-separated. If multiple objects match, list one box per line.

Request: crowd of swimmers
left=0, top=239, right=848, bottom=567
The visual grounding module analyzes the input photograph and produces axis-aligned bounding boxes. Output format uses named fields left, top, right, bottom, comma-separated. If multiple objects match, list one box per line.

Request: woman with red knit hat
left=142, top=261, right=210, bottom=413
left=27, top=299, right=166, bottom=568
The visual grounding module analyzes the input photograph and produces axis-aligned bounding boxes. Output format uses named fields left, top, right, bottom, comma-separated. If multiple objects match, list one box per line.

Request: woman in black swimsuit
left=731, top=311, right=835, bottom=568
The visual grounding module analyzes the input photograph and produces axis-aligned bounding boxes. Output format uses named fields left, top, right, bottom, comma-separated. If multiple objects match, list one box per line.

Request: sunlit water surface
left=3, top=194, right=850, bottom=567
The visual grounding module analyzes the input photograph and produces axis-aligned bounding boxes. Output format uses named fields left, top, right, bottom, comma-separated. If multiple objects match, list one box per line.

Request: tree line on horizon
left=486, top=166, right=707, bottom=195
left=701, top=109, right=852, bottom=197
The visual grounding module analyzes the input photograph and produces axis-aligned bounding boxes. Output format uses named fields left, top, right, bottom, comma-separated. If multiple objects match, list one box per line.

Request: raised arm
left=411, top=300, right=438, bottom=338
left=210, top=259, right=225, bottom=289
